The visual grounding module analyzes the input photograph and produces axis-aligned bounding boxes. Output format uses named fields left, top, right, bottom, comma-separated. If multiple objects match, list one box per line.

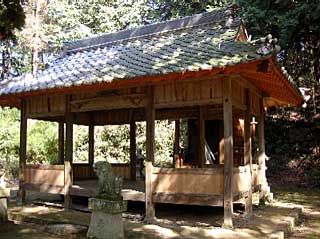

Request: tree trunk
left=1, top=40, right=9, bottom=81
left=31, top=0, right=40, bottom=76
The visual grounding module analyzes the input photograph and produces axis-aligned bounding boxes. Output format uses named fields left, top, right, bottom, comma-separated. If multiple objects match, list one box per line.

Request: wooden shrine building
left=0, top=6, right=302, bottom=227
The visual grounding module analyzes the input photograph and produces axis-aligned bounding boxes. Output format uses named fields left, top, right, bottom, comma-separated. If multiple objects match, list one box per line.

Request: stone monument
left=0, top=166, right=10, bottom=223
left=87, top=161, right=127, bottom=239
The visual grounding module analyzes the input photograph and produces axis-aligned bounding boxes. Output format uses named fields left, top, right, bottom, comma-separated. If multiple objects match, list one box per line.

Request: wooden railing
left=152, top=167, right=224, bottom=195
left=24, top=164, right=65, bottom=194
left=23, top=163, right=261, bottom=204
left=151, top=164, right=261, bottom=206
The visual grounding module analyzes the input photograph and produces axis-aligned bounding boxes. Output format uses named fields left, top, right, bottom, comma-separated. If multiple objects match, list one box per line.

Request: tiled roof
left=0, top=6, right=273, bottom=97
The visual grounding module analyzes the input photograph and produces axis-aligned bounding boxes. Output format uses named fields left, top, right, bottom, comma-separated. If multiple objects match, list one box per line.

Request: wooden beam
left=145, top=86, right=156, bottom=222
left=88, top=124, right=94, bottom=166
left=155, top=98, right=222, bottom=109
left=130, top=121, right=136, bottom=180
left=64, top=96, right=73, bottom=209
left=223, top=77, right=234, bottom=228
left=70, top=94, right=147, bottom=112
left=244, top=90, right=252, bottom=216
left=58, top=122, right=65, bottom=165
left=153, top=193, right=223, bottom=206
left=19, top=100, right=27, bottom=204
left=198, top=106, right=206, bottom=168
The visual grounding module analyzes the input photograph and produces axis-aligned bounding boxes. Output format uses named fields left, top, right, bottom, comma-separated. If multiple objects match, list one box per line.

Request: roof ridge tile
left=63, top=6, right=237, bottom=54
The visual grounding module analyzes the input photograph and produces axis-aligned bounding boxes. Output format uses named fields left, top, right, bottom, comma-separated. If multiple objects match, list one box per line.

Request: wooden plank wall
left=152, top=165, right=260, bottom=197
left=26, top=95, right=66, bottom=117
left=25, top=78, right=228, bottom=119
left=72, top=163, right=131, bottom=180
left=24, top=165, right=65, bottom=194
left=231, top=79, right=245, bottom=109
left=251, top=92, right=261, bottom=116
left=152, top=167, right=224, bottom=195
left=154, top=78, right=223, bottom=108
left=73, top=164, right=96, bottom=180
left=23, top=77, right=263, bottom=122
left=111, top=164, right=131, bottom=179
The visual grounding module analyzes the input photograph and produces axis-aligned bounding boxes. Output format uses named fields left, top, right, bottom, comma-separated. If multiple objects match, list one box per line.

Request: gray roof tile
left=0, top=6, right=277, bottom=97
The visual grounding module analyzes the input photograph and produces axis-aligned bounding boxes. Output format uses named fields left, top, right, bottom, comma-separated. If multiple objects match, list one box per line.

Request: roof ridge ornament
left=256, top=34, right=281, bottom=56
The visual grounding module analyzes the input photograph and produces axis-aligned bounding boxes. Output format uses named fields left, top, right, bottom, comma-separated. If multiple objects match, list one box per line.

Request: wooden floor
left=71, top=179, right=145, bottom=202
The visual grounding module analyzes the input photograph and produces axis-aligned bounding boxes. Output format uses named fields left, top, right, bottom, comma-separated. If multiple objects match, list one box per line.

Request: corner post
left=244, top=89, right=252, bottom=216
left=19, top=100, right=27, bottom=204
left=223, top=78, right=233, bottom=228
left=258, top=98, right=268, bottom=203
left=145, top=86, right=155, bottom=222
left=88, top=124, right=94, bottom=166
left=64, top=96, right=73, bottom=209
left=130, top=121, right=136, bottom=180
left=58, top=122, right=65, bottom=165
left=198, top=106, right=206, bottom=168
left=173, top=120, right=180, bottom=167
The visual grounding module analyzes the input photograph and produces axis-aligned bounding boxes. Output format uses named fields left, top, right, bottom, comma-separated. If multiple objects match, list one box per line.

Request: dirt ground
left=1, top=186, right=320, bottom=238
left=0, top=221, right=86, bottom=239
left=273, top=187, right=320, bottom=239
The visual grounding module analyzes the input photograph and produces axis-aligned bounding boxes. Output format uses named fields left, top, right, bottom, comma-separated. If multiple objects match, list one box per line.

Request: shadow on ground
left=5, top=193, right=306, bottom=239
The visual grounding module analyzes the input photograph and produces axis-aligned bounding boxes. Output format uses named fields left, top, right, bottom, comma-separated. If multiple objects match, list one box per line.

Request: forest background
left=0, top=0, right=319, bottom=187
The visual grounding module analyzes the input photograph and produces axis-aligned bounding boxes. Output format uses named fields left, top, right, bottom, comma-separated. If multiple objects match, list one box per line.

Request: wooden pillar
left=64, top=96, right=73, bottom=209
left=18, top=100, right=27, bottom=204
left=130, top=121, right=136, bottom=180
left=173, top=120, right=180, bottom=167
left=88, top=124, right=94, bottom=166
left=145, top=87, right=155, bottom=222
left=223, top=78, right=233, bottom=228
left=58, top=122, right=65, bottom=165
left=198, top=106, right=206, bottom=168
left=258, top=98, right=267, bottom=202
left=244, top=90, right=252, bottom=216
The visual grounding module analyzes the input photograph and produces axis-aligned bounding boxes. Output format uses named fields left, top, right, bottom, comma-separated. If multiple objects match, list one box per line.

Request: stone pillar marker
left=87, top=161, right=127, bottom=239
left=0, top=171, right=10, bottom=223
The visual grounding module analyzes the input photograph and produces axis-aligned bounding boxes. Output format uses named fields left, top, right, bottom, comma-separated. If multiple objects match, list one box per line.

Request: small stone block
left=89, top=198, right=127, bottom=214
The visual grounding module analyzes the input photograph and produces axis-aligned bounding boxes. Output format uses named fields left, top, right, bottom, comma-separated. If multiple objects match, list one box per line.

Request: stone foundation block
left=87, top=198, right=127, bottom=239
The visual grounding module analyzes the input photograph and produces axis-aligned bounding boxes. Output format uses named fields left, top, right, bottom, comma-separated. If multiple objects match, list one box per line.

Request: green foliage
left=0, top=108, right=20, bottom=177
left=73, top=125, right=89, bottom=163
left=27, top=120, right=58, bottom=165
left=94, top=125, right=130, bottom=163
left=0, top=108, right=59, bottom=178
left=238, top=0, right=320, bottom=95
left=305, top=167, right=320, bottom=187
left=43, top=0, right=151, bottom=48
left=265, top=114, right=320, bottom=187
left=148, top=0, right=232, bottom=21
left=0, top=0, right=25, bottom=40
left=75, top=121, right=175, bottom=167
